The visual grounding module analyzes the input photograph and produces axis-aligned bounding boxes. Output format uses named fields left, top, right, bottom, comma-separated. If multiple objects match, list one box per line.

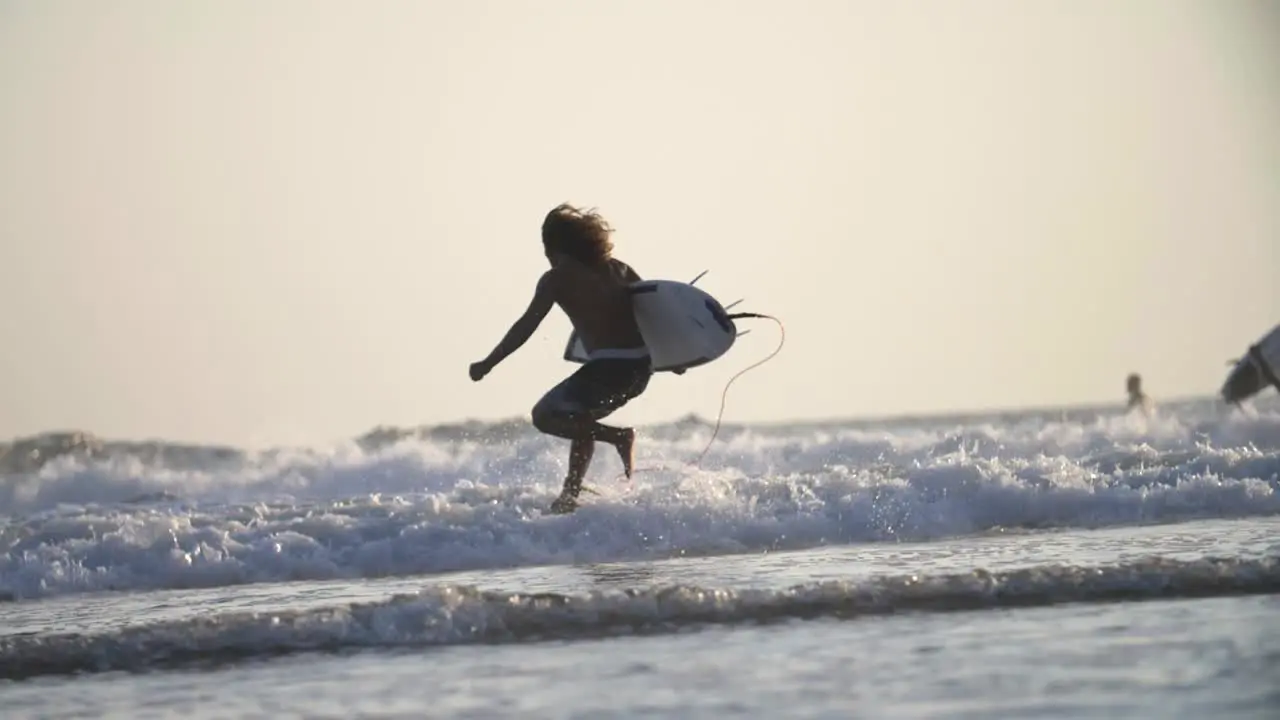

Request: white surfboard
left=1221, top=323, right=1280, bottom=404
left=562, top=278, right=739, bottom=373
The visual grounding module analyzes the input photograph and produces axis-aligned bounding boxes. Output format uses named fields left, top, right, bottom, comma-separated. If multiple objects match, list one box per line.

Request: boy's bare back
left=549, top=258, right=645, bottom=354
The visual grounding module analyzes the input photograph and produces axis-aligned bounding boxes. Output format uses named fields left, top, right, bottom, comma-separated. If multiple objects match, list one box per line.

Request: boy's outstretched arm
left=470, top=271, right=557, bottom=380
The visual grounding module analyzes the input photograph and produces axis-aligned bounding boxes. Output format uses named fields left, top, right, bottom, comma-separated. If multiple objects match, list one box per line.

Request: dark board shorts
left=534, top=355, right=653, bottom=420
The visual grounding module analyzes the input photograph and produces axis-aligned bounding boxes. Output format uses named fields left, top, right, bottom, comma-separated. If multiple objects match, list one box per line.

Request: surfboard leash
left=689, top=312, right=786, bottom=468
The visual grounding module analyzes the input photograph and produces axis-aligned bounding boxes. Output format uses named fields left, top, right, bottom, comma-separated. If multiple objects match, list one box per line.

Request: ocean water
left=1, top=395, right=1279, bottom=718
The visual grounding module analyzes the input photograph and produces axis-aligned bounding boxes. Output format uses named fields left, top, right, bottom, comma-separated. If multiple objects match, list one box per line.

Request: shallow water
left=38, top=593, right=1260, bottom=720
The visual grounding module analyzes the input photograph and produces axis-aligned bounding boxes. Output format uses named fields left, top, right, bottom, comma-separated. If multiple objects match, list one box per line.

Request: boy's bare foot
left=612, top=428, right=636, bottom=479
left=550, top=491, right=579, bottom=514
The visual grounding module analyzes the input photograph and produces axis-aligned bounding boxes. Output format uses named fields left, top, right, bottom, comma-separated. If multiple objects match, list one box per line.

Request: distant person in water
left=469, top=203, right=652, bottom=514
left=1126, top=373, right=1152, bottom=416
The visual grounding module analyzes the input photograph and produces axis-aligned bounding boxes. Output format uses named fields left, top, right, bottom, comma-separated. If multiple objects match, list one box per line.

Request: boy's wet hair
left=542, top=203, right=614, bottom=265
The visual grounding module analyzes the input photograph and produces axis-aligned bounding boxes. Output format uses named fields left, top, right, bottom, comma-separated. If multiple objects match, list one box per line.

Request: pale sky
left=2, top=0, right=1277, bottom=446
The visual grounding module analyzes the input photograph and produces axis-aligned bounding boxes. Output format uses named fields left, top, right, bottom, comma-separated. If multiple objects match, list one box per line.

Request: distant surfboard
left=563, top=278, right=739, bottom=373
left=1221, top=324, right=1280, bottom=404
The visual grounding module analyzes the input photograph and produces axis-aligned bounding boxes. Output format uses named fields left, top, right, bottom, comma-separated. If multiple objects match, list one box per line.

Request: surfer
left=1221, top=324, right=1280, bottom=406
left=469, top=203, right=652, bottom=513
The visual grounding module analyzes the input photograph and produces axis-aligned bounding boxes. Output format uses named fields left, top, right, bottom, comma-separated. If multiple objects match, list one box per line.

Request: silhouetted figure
left=1126, top=373, right=1152, bottom=416
left=469, top=204, right=653, bottom=514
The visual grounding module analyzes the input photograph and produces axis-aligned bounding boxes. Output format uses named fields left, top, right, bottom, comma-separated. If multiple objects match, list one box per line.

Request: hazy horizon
left=3, top=0, right=1278, bottom=447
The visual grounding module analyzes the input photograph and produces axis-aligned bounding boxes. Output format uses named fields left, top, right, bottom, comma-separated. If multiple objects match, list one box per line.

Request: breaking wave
left=2, top=397, right=1278, bottom=601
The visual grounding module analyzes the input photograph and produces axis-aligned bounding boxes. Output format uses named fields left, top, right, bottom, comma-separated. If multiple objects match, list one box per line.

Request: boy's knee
left=530, top=404, right=553, bottom=433
left=531, top=397, right=566, bottom=433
